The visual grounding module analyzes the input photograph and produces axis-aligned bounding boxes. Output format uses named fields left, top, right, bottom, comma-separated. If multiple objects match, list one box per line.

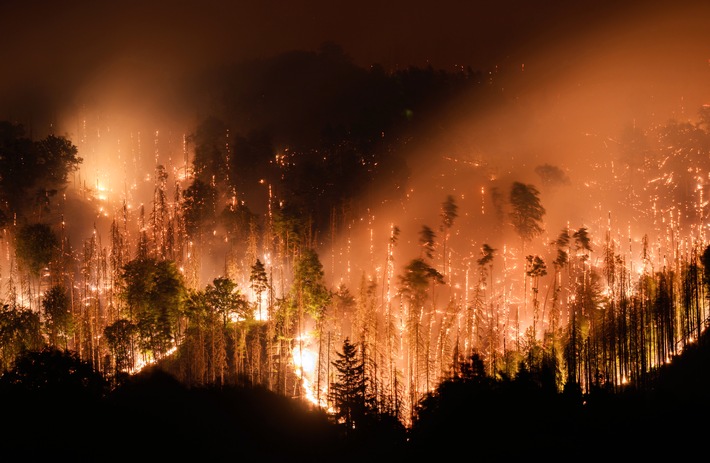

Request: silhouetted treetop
left=0, top=121, right=81, bottom=221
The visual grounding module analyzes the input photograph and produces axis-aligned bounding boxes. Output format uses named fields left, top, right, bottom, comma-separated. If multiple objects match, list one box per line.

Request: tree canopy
left=0, top=121, right=81, bottom=220
left=509, top=181, right=545, bottom=246
left=119, top=257, right=186, bottom=358
left=293, top=248, right=331, bottom=319
left=15, top=222, right=58, bottom=277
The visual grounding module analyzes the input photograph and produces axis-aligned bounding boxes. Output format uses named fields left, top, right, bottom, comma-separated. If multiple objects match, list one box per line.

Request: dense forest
left=1, top=44, right=710, bottom=459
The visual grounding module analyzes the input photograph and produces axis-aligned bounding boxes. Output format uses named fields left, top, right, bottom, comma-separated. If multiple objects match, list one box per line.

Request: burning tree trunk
left=151, top=164, right=170, bottom=260
left=398, top=255, right=443, bottom=420
left=509, top=181, right=546, bottom=345
left=525, top=254, right=547, bottom=339
left=439, top=194, right=458, bottom=282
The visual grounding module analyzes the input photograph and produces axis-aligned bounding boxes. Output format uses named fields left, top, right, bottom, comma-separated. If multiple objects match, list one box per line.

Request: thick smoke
left=328, top=1, right=710, bottom=313
left=0, top=0, right=708, bottom=295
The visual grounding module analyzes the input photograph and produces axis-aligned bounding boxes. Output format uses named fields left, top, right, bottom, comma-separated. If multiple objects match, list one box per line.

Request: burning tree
left=398, top=253, right=444, bottom=421
left=15, top=223, right=59, bottom=308
left=119, top=257, right=186, bottom=364
left=41, top=284, right=74, bottom=350
left=509, top=181, right=545, bottom=250
left=3, top=60, right=710, bottom=446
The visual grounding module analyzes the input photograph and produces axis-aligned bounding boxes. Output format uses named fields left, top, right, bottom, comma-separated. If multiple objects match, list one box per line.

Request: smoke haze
left=1, top=0, right=708, bottom=290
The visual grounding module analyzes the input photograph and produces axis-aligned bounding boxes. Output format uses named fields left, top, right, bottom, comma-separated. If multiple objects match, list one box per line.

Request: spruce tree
left=330, top=337, right=366, bottom=434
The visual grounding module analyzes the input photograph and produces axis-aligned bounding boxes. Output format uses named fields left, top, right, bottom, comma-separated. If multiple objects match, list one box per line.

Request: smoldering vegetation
left=0, top=2, right=709, bottom=458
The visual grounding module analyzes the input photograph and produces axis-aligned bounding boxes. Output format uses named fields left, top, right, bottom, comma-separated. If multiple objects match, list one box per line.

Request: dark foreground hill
left=408, top=330, right=710, bottom=461
left=2, top=333, right=710, bottom=462
left=0, top=362, right=351, bottom=462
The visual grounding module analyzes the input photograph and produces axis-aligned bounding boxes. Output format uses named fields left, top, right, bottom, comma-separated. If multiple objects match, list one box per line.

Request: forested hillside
left=1, top=43, right=710, bottom=460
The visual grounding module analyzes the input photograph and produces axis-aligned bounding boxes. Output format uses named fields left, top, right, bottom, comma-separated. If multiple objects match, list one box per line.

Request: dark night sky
left=3, top=0, right=708, bottom=124
left=2, top=0, right=628, bottom=77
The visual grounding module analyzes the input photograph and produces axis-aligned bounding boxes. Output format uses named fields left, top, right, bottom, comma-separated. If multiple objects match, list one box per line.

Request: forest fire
left=0, top=1, right=706, bottom=440
left=2, top=2, right=710, bottom=460
left=292, top=337, right=324, bottom=407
